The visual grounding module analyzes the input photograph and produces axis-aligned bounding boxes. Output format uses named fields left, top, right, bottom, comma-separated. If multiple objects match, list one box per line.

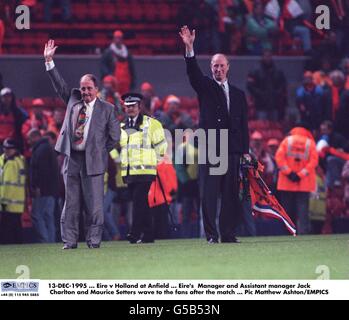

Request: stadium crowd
left=1, top=0, right=349, bottom=56
left=1, top=1, right=349, bottom=244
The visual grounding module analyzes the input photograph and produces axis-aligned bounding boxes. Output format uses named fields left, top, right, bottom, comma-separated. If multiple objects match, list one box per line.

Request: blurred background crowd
left=0, top=0, right=349, bottom=244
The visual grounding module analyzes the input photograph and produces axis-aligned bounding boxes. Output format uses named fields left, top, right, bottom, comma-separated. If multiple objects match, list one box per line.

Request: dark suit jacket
left=185, top=56, right=249, bottom=156
left=47, top=66, right=120, bottom=176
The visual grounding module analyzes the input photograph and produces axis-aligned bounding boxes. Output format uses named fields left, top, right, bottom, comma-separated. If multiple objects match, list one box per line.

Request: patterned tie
left=73, top=104, right=87, bottom=145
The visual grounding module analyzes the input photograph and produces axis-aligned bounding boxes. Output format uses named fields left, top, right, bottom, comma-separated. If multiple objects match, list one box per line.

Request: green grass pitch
left=0, top=235, right=348, bottom=279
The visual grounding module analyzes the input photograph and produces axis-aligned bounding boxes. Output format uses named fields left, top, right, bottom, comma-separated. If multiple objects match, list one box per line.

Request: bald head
left=211, top=54, right=230, bottom=82
left=79, top=74, right=99, bottom=103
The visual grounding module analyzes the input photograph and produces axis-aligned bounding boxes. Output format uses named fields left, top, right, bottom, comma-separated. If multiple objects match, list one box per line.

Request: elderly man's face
left=211, top=54, right=230, bottom=82
left=80, top=77, right=98, bottom=103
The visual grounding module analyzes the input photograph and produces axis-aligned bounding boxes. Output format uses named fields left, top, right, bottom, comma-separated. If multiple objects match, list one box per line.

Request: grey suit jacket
left=47, top=66, right=120, bottom=176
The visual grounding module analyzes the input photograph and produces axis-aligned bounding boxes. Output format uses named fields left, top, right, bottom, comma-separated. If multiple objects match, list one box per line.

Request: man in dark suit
left=179, top=26, right=250, bottom=244
left=44, top=40, right=120, bottom=249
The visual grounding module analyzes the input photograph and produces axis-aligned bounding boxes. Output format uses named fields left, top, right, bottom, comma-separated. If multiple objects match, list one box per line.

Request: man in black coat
left=28, top=129, right=60, bottom=243
left=179, top=26, right=250, bottom=244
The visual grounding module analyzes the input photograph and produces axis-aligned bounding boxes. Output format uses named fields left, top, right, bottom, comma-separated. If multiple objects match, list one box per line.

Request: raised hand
left=179, top=25, right=195, bottom=51
left=44, top=39, right=58, bottom=62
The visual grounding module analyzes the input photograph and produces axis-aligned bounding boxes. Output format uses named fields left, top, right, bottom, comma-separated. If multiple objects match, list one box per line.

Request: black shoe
left=87, top=243, right=100, bottom=249
left=62, top=244, right=77, bottom=250
left=127, top=234, right=140, bottom=244
left=207, top=238, right=219, bottom=244
left=221, top=237, right=241, bottom=244
left=140, top=239, right=154, bottom=244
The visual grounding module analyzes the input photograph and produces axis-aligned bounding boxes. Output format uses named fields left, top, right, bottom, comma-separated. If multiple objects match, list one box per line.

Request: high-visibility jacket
left=0, top=154, right=26, bottom=213
left=275, top=127, right=318, bottom=192
left=120, top=115, right=167, bottom=178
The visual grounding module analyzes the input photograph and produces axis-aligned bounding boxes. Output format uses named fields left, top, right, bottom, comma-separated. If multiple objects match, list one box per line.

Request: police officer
left=120, top=93, right=167, bottom=243
left=0, top=138, right=26, bottom=244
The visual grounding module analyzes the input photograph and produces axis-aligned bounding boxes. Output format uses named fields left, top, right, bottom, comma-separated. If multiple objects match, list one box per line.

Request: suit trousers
left=199, top=155, right=242, bottom=241
left=61, top=150, right=104, bottom=246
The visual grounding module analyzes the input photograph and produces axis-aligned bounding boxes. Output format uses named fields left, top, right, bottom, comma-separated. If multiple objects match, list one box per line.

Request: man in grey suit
left=44, top=40, right=120, bottom=249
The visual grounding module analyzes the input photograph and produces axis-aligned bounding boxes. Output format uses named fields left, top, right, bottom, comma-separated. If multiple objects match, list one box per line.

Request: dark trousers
left=61, top=151, right=104, bottom=247
left=200, top=155, right=242, bottom=241
left=0, top=212, right=22, bottom=244
left=129, top=181, right=154, bottom=241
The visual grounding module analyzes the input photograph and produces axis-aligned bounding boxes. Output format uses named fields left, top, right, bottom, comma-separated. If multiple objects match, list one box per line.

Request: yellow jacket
left=120, top=115, right=167, bottom=179
left=0, top=154, right=26, bottom=213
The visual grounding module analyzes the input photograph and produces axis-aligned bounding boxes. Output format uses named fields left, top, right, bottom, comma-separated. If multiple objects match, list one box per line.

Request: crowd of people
left=1, top=1, right=349, bottom=56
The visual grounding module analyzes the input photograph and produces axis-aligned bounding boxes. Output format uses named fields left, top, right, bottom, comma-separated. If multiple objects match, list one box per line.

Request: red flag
left=243, top=160, right=297, bottom=235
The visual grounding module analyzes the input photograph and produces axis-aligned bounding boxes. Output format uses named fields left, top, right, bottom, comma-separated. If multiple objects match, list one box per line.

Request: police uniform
left=120, top=93, right=167, bottom=243
left=0, top=139, right=26, bottom=244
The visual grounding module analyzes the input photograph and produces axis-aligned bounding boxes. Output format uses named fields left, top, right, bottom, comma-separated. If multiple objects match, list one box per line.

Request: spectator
left=140, top=82, right=162, bottom=117
left=161, top=95, right=194, bottom=134
left=296, top=71, right=331, bottom=131
left=103, top=155, right=120, bottom=241
left=275, top=126, right=318, bottom=234
left=22, top=98, right=57, bottom=157
left=52, top=108, right=65, bottom=132
left=100, top=30, right=136, bottom=95
left=0, top=138, right=26, bottom=244
left=340, top=57, right=349, bottom=90
left=22, top=98, right=58, bottom=138
left=318, top=120, right=349, bottom=189
left=99, top=75, right=123, bottom=120
left=307, top=32, right=342, bottom=72
left=245, top=2, right=277, bottom=55
left=0, top=87, right=28, bottom=153
left=219, top=0, right=249, bottom=54
left=43, top=0, right=71, bottom=23
left=174, top=131, right=199, bottom=238
left=43, top=130, right=57, bottom=147
left=265, top=0, right=312, bottom=53
left=324, top=0, right=349, bottom=56
left=27, top=129, right=59, bottom=243
left=329, top=70, right=349, bottom=138
left=247, top=49, right=287, bottom=120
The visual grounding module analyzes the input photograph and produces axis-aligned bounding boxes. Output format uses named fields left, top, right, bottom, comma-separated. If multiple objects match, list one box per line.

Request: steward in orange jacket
left=276, top=127, right=319, bottom=192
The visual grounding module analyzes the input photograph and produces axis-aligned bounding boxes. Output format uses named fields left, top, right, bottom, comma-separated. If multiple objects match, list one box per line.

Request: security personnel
left=275, top=126, right=318, bottom=234
left=0, top=138, right=26, bottom=244
left=120, top=93, right=167, bottom=243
